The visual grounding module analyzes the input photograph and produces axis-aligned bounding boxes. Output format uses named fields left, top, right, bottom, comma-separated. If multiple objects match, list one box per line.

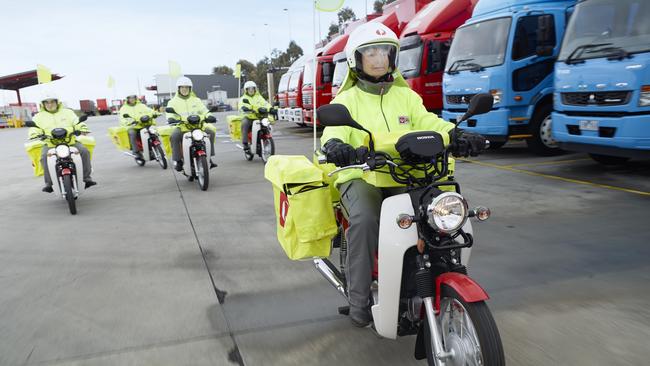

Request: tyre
left=260, top=137, right=275, bottom=163
left=63, top=175, right=77, bottom=215
left=425, top=284, right=504, bottom=366
left=526, top=104, right=563, bottom=156
left=154, top=145, right=168, bottom=169
left=589, top=153, right=630, bottom=165
left=196, top=155, right=209, bottom=191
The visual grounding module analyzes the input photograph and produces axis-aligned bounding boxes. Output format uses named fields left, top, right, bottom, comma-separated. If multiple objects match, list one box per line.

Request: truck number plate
left=579, top=120, right=599, bottom=131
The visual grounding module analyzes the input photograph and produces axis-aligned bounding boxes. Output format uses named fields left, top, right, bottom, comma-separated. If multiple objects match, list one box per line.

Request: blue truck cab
left=552, top=0, right=650, bottom=164
left=442, top=0, right=576, bottom=155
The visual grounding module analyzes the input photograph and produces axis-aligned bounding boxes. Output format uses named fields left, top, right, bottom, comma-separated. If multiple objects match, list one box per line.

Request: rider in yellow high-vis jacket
left=119, top=95, right=157, bottom=158
left=30, top=94, right=96, bottom=192
left=165, top=76, right=217, bottom=171
left=320, top=22, right=487, bottom=327
left=238, top=81, right=271, bottom=153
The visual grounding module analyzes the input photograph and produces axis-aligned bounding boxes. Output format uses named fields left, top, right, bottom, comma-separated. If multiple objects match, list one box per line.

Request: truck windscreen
left=332, top=61, right=348, bottom=87
left=559, top=0, right=650, bottom=62
left=445, top=17, right=512, bottom=73
left=399, top=44, right=423, bottom=79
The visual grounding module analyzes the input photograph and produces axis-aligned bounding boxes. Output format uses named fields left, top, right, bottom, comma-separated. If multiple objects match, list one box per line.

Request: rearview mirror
left=122, top=114, right=130, bottom=118
left=242, top=98, right=250, bottom=104
left=78, top=115, right=88, bottom=123
left=461, top=94, right=493, bottom=122
left=24, top=121, right=36, bottom=127
left=317, top=104, right=363, bottom=130
left=208, top=106, right=219, bottom=113
left=165, top=107, right=176, bottom=114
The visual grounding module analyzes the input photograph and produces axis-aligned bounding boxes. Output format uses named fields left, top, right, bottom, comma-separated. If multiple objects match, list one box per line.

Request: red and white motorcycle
left=315, top=94, right=505, bottom=365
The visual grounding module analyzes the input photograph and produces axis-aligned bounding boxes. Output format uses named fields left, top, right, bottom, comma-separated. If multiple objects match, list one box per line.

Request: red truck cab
left=398, top=0, right=477, bottom=113
left=276, top=73, right=290, bottom=121
left=287, top=67, right=304, bottom=126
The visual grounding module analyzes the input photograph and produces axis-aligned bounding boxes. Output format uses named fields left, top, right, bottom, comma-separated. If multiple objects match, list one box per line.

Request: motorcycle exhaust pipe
left=313, top=259, right=347, bottom=299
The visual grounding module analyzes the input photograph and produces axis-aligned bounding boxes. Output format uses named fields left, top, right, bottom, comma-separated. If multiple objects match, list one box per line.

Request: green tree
left=373, top=0, right=384, bottom=13
left=328, top=22, right=340, bottom=37
left=212, top=65, right=233, bottom=75
left=337, top=7, right=357, bottom=25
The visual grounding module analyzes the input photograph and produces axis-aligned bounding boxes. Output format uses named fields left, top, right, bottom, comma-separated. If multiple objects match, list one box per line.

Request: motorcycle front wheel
left=63, top=175, right=77, bottom=215
left=425, top=284, right=504, bottom=366
left=196, top=155, right=209, bottom=191
left=260, top=137, right=275, bottom=163
left=154, top=145, right=168, bottom=169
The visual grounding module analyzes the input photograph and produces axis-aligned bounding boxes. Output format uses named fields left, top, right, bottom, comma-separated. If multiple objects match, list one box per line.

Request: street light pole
left=263, top=23, right=272, bottom=58
left=283, top=8, right=292, bottom=44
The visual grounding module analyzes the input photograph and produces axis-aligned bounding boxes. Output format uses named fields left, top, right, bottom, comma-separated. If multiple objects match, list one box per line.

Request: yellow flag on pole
left=107, top=75, right=115, bottom=88
left=234, top=64, right=241, bottom=79
left=36, top=64, right=52, bottom=84
left=168, top=60, right=182, bottom=78
left=315, top=0, right=344, bottom=12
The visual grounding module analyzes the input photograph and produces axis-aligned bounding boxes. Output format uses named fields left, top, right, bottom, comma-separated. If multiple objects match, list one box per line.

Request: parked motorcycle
left=315, top=94, right=505, bottom=365
left=165, top=107, right=216, bottom=191
left=25, top=116, right=93, bottom=215
left=242, top=100, right=276, bottom=163
left=121, top=113, right=167, bottom=169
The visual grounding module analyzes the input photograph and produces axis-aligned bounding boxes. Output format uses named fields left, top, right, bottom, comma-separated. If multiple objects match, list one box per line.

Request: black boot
left=42, top=185, right=53, bottom=193
left=174, top=160, right=184, bottom=172
left=349, top=305, right=372, bottom=328
left=84, top=180, right=97, bottom=189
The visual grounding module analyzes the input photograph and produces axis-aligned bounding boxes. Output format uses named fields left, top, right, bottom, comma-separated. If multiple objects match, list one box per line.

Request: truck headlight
left=490, top=89, right=502, bottom=104
left=55, top=145, right=71, bottom=158
left=640, top=86, right=650, bottom=107
left=191, top=129, right=204, bottom=141
left=426, top=192, right=468, bottom=234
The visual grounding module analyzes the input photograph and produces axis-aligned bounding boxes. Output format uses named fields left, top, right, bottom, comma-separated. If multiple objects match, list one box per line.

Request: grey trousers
left=339, top=179, right=405, bottom=308
left=128, top=128, right=140, bottom=154
left=241, top=117, right=253, bottom=145
left=170, top=127, right=215, bottom=162
left=41, top=143, right=92, bottom=186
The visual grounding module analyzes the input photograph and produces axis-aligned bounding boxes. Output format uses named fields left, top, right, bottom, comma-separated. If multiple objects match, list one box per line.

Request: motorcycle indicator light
left=396, top=214, right=414, bottom=229
left=55, top=145, right=71, bottom=158
left=191, top=129, right=204, bottom=141
left=426, top=192, right=468, bottom=234
left=472, top=206, right=491, bottom=221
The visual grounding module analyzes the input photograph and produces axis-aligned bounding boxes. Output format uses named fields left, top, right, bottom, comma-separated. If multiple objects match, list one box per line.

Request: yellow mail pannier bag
left=264, top=155, right=337, bottom=260
left=25, top=135, right=96, bottom=177
left=227, top=115, right=242, bottom=142
left=108, top=126, right=130, bottom=151
left=156, top=125, right=174, bottom=157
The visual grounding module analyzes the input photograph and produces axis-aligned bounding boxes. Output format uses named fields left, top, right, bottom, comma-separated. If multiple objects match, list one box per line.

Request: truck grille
left=289, top=99, right=297, bottom=108
left=446, top=94, right=476, bottom=105
left=302, top=94, right=313, bottom=106
left=561, top=91, right=631, bottom=106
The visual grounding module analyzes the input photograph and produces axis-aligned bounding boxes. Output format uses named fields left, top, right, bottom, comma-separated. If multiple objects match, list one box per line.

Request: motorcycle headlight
left=148, top=126, right=158, bottom=134
left=55, top=145, right=71, bottom=158
left=426, top=192, right=468, bottom=234
left=639, top=85, right=650, bottom=107
left=191, top=129, right=204, bottom=141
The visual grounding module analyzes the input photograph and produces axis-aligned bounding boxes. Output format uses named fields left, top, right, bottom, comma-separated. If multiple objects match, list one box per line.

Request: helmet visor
left=355, top=43, right=398, bottom=78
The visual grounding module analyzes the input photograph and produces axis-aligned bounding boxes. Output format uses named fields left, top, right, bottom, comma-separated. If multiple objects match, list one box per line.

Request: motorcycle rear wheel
left=425, top=284, right=504, bottom=366
left=63, top=175, right=77, bottom=215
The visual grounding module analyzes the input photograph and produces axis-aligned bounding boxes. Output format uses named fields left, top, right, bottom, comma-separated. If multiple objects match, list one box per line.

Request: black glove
left=450, top=130, right=487, bottom=157
left=205, top=115, right=216, bottom=123
left=241, top=106, right=251, bottom=112
left=323, top=139, right=357, bottom=167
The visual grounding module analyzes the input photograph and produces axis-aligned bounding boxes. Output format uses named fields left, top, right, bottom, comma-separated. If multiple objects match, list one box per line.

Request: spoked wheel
left=196, top=155, right=209, bottom=191
left=154, top=145, right=168, bottom=169
left=260, top=137, right=275, bottom=163
left=62, top=175, right=77, bottom=215
left=425, top=285, right=504, bottom=366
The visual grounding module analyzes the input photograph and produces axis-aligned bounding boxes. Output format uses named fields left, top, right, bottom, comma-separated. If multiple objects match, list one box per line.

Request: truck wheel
left=527, top=104, right=563, bottom=156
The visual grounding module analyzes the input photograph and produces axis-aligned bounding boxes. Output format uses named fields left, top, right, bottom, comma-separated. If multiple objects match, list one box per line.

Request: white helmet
left=176, top=76, right=193, bottom=89
left=243, top=81, right=257, bottom=90
left=41, top=92, right=59, bottom=103
left=345, top=22, right=399, bottom=77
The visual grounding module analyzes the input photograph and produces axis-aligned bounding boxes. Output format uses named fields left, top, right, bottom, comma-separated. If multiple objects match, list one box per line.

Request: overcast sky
left=1, top=0, right=371, bottom=108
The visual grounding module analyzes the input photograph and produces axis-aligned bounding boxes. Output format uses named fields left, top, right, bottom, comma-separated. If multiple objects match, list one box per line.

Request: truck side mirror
left=536, top=14, right=555, bottom=55
left=322, top=63, right=332, bottom=83
left=426, top=40, right=443, bottom=74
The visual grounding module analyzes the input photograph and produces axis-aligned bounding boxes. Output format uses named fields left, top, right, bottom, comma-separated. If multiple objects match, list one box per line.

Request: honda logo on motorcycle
left=279, top=192, right=289, bottom=227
